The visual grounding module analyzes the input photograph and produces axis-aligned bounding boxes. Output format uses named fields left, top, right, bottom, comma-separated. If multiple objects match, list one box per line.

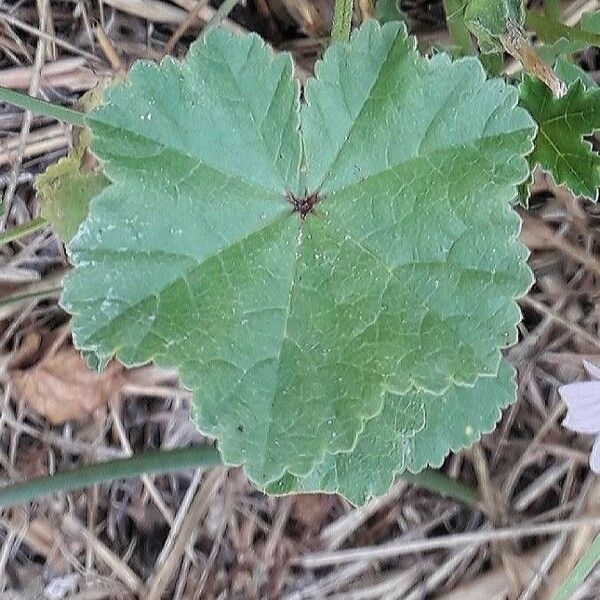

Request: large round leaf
left=62, top=22, right=535, bottom=489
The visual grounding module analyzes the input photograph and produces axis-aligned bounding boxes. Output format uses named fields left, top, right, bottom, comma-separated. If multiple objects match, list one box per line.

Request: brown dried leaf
left=10, top=339, right=125, bottom=424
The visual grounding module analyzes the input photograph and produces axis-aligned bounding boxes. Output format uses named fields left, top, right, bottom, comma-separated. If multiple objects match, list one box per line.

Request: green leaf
left=581, top=11, right=600, bottom=36
left=62, top=22, right=535, bottom=494
left=464, top=0, right=524, bottom=52
left=529, top=10, right=600, bottom=47
left=375, top=0, right=406, bottom=24
left=537, top=38, right=585, bottom=65
left=35, top=83, right=111, bottom=243
left=36, top=150, right=109, bottom=242
left=530, top=9, right=600, bottom=64
left=554, top=58, right=596, bottom=90
left=269, top=362, right=515, bottom=504
left=519, top=75, right=600, bottom=200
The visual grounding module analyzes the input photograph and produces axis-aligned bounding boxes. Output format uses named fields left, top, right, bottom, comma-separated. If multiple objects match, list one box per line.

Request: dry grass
left=0, top=1, right=599, bottom=598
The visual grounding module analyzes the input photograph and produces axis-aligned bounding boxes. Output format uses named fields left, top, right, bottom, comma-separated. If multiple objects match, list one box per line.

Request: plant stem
left=331, top=0, right=354, bottom=42
left=0, top=286, right=63, bottom=312
left=442, top=0, right=474, bottom=56
left=202, top=0, right=241, bottom=36
left=552, top=533, right=600, bottom=600
left=0, top=217, right=47, bottom=246
left=0, top=86, right=86, bottom=127
left=0, top=271, right=66, bottom=320
left=403, top=469, right=478, bottom=507
left=0, top=446, right=222, bottom=509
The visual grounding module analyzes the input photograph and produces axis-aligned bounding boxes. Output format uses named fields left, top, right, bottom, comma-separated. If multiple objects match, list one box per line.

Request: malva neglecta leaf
left=464, top=0, right=525, bottom=52
left=553, top=58, right=597, bottom=90
left=61, top=21, right=535, bottom=494
left=36, top=149, right=109, bottom=242
left=519, top=75, right=600, bottom=200
left=405, top=362, right=516, bottom=472
left=36, top=83, right=111, bottom=243
left=269, top=362, right=515, bottom=504
left=375, top=0, right=406, bottom=25
left=535, top=9, right=600, bottom=60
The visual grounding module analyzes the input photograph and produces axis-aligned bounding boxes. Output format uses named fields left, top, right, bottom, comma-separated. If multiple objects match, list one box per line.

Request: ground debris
left=9, top=329, right=125, bottom=423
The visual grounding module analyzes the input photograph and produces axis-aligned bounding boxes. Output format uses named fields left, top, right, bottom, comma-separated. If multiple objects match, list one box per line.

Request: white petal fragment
left=559, top=381, right=600, bottom=411
left=583, top=360, right=600, bottom=381
left=590, top=435, right=600, bottom=473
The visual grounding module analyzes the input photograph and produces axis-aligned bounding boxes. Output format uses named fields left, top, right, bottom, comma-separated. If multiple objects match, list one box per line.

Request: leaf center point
left=288, top=191, right=321, bottom=219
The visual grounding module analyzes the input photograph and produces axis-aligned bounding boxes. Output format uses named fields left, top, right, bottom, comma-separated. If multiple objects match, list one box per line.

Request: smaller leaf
left=519, top=75, right=600, bottom=200
left=464, top=0, right=524, bottom=52
left=537, top=38, right=587, bottom=64
left=554, top=58, right=597, bottom=90
left=536, top=13, right=600, bottom=64
left=36, top=150, right=109, bottom=242
left=35, top=83, right=111, bottom=243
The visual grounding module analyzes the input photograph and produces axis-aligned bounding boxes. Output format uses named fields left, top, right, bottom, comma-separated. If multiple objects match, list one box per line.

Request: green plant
left=61, top=20, right=535, bottom=502
left=519, top=76, right=600, bottom=200
left=0, top=0, right=599, bottom=508
left=552, top=533, right=600, bottom=600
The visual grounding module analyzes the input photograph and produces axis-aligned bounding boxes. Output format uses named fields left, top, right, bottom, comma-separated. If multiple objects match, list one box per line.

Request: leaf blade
left=269, top=362, right=516, bottom=505
left=36, top=150, right=108, bottom=242
left=63, top=23, right=536, bottom=494
left=89, top=29, right=302, bottom=195
left=519, top=75, right=600, bottom=200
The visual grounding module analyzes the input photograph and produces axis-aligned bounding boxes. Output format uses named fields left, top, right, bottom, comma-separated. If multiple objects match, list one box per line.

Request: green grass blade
left=552, top=533, right=600, bottom=600
left=0, top=86, right=86, bottom=127
left=0, top=286, right=62, bottom=311
left=0, top=217, right=47, bottom=246
left=403, top=469, right=478, bottom=507
left=0, top=446, right=222, bottom=509
left=202, top=0, right=241, bottom=35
